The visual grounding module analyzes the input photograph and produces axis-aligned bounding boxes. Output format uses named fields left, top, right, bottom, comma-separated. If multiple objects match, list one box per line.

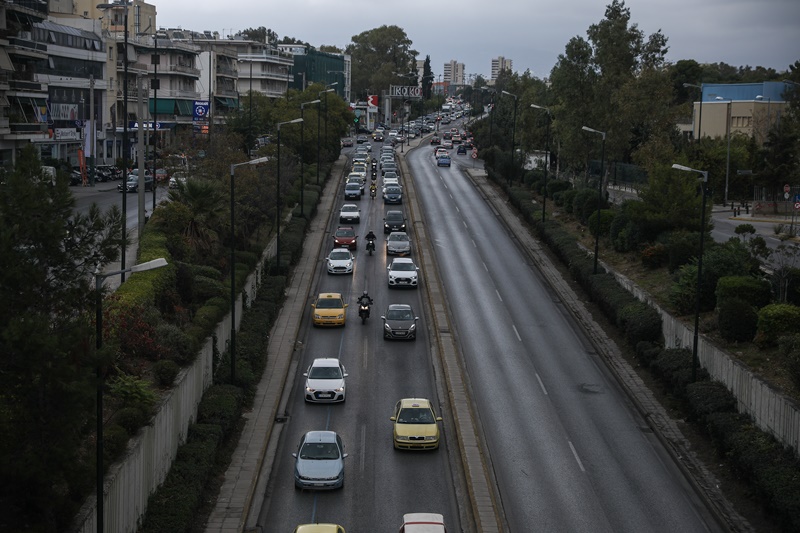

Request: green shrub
left=718, top=298, right=758, bottom=343
left=156, top=323, right=196, bottom=365
left=635, top=341, right=662, bottom=365
left=684, top=381, right=737, bottom=422
left=755, top=303, right=800, bottom=347
left=640, top=243, right=668, bottom=269
left=546, top=179, right=571, bottom=198
left=107, top=373, right=158, bottom=413
left=572, top=188, right=601, bottom=224
left=153, top=360, right=180, bottom=387
left=588, top=208, right=614, bottom=238
left=666, top=231, right=701, bottom=273
left=650, top=348, right=698, bottom=398
left=562, top=189, right=578, bottom=214
left=716, top=275, right=772, bottom=310
left=704, top=411, right=750, bottom=452
left=103, top=423, right=130, bottom=464
left=190, top=264, right=223, bottom=280
left=193, top=275, right=226, bottom=304
left=777, top=334, right=800, bottom=389
left=113, top=406, right=148, bottom=435
left=618, top=301, right=663, bottom=346
left=197, top=384, right=244, bottom=434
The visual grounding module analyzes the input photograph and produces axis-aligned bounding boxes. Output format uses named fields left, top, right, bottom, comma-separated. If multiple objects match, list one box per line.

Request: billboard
left=389, top=85, right=422, bottom=98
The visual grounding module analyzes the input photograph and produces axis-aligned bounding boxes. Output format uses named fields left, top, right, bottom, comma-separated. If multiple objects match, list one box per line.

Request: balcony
left=216, top=65, right=237, bottom=77
left=166, top=64, right=201, bottom=77
left=10, top=122, right=48, bottom=135
left=116, top=60, right=149, bottom=74
left=10, top=71, right=42, bottom=92
left=216, top=88, right=238, bottom=98
left=154, top=88, right=201, bottom=100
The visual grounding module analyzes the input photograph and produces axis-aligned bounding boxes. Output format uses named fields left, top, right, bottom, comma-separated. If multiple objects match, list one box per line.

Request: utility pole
left=89, top=75, right=96, bottom=186
left=137, top=75, right=146, bottom=238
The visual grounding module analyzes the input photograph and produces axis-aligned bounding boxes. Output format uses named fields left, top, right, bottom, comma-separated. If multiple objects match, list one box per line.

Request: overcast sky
left=155, top=0, right=799, bottom=81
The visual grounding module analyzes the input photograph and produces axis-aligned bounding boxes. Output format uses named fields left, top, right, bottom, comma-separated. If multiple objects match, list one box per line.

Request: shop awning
left=176, top=99, right=193, bottom=116
left=215, top=96, right=237, bottom=108
left=149, top=98, right=176, bottom=114
left=0, top=48, right=14, bottom=71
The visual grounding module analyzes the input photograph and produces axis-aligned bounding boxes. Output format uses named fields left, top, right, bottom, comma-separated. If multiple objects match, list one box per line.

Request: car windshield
left=386, top=213, right=403, bottom=221
left=329, top=250, right=350, bottom=260
left=316, top=298, right=344, bottom=309
left=299, top=442, right=340, bottom=460
left=397, top=407, right=434, bottom=424
left=392, top=262, right=415, bottom=271
left=335, top=229, right=354, bottom=237
left=341, top=206, right=357, bottom=212
left=389, top=234, right=409, bottom=242
left=308, top=365, right=343, bottom=379
left=387, top=308, right=413, bottom=320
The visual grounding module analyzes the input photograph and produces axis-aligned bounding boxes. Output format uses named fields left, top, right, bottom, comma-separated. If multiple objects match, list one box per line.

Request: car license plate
left=319, top=393, right=332, bottom=398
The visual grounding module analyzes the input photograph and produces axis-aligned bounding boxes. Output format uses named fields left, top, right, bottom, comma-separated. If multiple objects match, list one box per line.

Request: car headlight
left=314, top=314, right=322, bottom=319
left=306, top=386, right=316, bottom=392
left=337, top=314, right=344, bottom=319
left=384, top=323, right=392, bottom=332
left=424, top=436, right=437, bottom=441
left=408, top=324, right=416, bottom=332
left=334, top=387, right=345, bottom=392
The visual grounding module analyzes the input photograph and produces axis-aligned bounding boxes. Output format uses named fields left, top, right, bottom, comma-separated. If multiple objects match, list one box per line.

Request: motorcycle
left=366, top=238, right=376, bottom=256
left=358, top=301, right=370, bottom=324
left=370, top=187, right=376, bottom=199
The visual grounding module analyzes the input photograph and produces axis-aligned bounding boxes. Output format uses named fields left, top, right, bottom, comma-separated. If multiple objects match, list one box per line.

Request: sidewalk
left=205, top=155, right=346, bottom=533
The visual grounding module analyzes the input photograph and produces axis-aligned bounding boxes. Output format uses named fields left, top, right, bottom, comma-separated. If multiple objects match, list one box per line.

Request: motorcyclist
left=358, top=290, right=373, bottom=308
left=365, top=230, right=377, bottom=242
left=369, top=182, right=377, bottom=198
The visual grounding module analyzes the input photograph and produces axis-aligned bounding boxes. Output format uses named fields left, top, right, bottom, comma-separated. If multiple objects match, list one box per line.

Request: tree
left=0, top=144, right=124, bottom=530
left=345, top=25, right=418, bottom=101
left=237, top=26, right=277, bottom=45
left=422, top=55, right=433, bottom=100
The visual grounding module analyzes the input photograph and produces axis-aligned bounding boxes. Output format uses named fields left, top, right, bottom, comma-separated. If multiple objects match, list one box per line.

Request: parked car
left=118, top=169, right=154, bottom=192
left=292, top=430, right=347, bottom=489
left=303, top=358, right=348, bottom=402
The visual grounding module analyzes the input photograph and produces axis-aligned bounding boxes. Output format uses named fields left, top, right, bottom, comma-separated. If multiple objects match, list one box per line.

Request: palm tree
left=167, top=179, right=227, bottom=258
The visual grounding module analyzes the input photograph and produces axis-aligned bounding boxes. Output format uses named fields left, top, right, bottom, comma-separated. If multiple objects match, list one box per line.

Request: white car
left=326, top=248, right=354, bottom=275
left=387, top=257, right=419, bottom=288
left=303, top=358, right=348, bottom=402
left=382, top=177, right=400, bottom=191
left=339, top=203, right=360, bottom=223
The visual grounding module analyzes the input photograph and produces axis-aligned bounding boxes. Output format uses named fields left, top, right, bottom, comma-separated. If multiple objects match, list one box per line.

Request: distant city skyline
left=154, top=0, right=799, bottom=80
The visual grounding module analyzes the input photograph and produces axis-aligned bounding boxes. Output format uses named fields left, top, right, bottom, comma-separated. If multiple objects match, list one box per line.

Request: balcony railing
left=10, top=122, right=48, bottom=134
left=167, top=64, right=201, bottom=77
left=7, top=36, right=47, bottom=54
left=154, top=88, right=201, bottom=99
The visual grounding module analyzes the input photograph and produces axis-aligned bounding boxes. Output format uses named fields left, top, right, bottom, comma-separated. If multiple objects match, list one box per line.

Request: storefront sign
left=54, top=128, right=81, bottom=141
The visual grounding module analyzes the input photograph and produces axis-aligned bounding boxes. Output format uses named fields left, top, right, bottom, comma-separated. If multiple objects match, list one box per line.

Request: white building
left=491, top=56, right=512, bottom=81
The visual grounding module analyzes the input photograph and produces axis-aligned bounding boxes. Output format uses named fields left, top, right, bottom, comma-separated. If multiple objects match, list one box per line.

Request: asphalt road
left=255, top=139, right=462, bottom=531
left=408, top=132, right=720, bottom=532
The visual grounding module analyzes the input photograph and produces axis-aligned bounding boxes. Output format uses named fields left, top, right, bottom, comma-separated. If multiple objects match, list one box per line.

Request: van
left=399, top=513, right=446, bottom=533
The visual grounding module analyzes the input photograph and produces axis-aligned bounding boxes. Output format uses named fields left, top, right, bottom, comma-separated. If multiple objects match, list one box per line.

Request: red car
left=332, top=226, right=358, bottom=250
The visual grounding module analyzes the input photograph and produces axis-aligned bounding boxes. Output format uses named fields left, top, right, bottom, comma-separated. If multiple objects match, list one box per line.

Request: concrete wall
left=613, top=271, right=800, bottom=453
left=72, top=255, right=269, bottom=533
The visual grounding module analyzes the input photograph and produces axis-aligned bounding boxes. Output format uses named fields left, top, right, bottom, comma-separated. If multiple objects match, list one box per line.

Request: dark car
left=118, top=170, right=154, bottom=192
left=457, top=145, right=467, bottom=155
left=332, top=226, right=358, bottom=250
left=373, top=133, right=384, bottom=142
left=383, top=185, right=403, bottom=204
left=381, top=303, right=419, bottom=340
left=356, top=134, right=369, bottom=144
left=384, top=210, right=407, bottom=233
left=430, top=136, right=441, bottom=145
left=341, top=137, right=354, bottom=147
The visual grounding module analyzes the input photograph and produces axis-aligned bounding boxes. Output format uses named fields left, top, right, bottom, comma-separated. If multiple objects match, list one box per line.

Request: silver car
left=303, top=358, right=348, bottom=401
left=386, top=231, right=411, bottom=255
left=292, top=430, right=347, bottom=490
left=387, top=257, right=419, bottom=288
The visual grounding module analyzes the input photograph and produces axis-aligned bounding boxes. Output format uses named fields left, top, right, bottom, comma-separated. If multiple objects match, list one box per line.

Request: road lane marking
left=360, top=425, right=366, bottom=473
left=568, top=440, right=586, bottom=472
left=495, top=289, right=503, bottom=301
left=512, top=324, right=521, bottom=341
left=536, top=373, right=548, bottom=395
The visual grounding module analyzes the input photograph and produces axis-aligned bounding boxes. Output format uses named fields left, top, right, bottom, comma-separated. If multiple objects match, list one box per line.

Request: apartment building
left=280, top=43, right=348, bottom=101
left=491, top=56, right=512, bottom=81
left=443, top=60, right=465, bottom=86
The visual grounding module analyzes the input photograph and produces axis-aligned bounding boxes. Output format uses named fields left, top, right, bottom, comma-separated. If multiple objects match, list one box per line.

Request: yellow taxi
left=311, top=292, right=348, bottom=327
left=390, top=398, right=443, bottom=450
left=293, top=525, right=346, bottom=533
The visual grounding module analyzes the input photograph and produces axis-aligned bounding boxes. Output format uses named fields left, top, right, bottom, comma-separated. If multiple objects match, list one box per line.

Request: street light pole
left=715, top=96, right=732, bottom=206
left=229, top=156, right=269, bottom=381
left=582, top=125, right=606, bottom=274
left=299, top=99, right=320, bottom=217
left=317, top=87, right=335, bottom=185
left=531, top=104, right=551, bottom=223
left=94, top=257, right=167, bottom=533
left=672, top=163, right=709, bottom=382
left=501, top=90, right=518, bottom=187
left=275, top=118, right=303, bottom=273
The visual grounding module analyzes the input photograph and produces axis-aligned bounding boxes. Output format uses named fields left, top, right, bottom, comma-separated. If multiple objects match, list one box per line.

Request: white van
left=399, top=513, right=446, bottom=533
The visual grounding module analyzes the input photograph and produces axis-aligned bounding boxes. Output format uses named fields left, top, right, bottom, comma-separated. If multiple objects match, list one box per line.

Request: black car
left=457, top=145, right=467, bottom=155
left=381, top=303, right=419, bottom=340
left=356, top=134, right=369, bottom=144
left=383, top=186, right=403, bottom=204
left=384, top=210, right=407, bottom=233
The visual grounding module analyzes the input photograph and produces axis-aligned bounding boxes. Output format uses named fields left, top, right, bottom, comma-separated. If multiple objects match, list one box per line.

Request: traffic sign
left=471, top=152, right=477, bottom=159
left=784, top=183, right=791, bottom=193
left=785, top=192, right=790, bottom=200
left=795, top=202, right=800, bottom=210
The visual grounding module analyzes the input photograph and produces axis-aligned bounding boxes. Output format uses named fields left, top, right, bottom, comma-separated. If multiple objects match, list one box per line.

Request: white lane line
left=463, top=220, right=468, bottom=229
left=568, top=440, right=586, bottom=472
left=512, top=324, right=521, bottom=341
left=482, top=262, right=488, bottom=272
left=495, top=289, right=503, bottom=302
left=360, top=425, right=367, bottom=473
left=362, top=337, right=369, bottom=370
left=536, top=373, right=548, bottom=395
left=455, top=205, right=460, bottom=213
left=471, top=239, right=477, bottom=248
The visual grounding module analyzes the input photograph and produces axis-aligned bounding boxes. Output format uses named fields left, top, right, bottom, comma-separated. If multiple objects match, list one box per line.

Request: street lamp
left=582, top=125, right=606, bottom=274
left=97, top=0, right=131, bottom=282
left=318, top=87, right=336, bottom=185
left=715, top=96, right=733, bottom=206
left=276, top=118, right=303, bottom=273
left=501, top=90, right=518, bottom=187
left=229, top=156, right=270, bottom=381
left=530, top=104, right=551, bottom=223
left=299, top=99, right=320, bottom=217
left=671, top=163, right=709, bottom=383
left=94, top=257, right=167, bottom=533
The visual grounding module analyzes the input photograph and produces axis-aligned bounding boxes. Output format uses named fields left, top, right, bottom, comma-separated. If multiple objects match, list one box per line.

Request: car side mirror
left=302, top=372, right=308, bottom=377
left=342, top=453, right=349, bottom=459
left=380, top=315, right=386, bottom=320
left=291, top=452, right=297, bottom=458
left=436, top=416, right=443, bottom=421
left=390, top=416, right=396, bottom=422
